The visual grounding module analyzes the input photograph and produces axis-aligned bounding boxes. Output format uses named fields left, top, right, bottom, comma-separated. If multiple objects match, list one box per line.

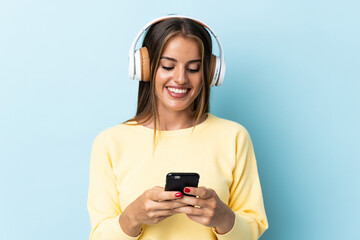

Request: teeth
left=167, top=87, right=188, bottom=94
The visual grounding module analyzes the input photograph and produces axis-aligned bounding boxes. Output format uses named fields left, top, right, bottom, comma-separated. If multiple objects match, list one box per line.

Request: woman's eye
left=187, top=68, right=200, bottom=73
left=162, top=65, right=174, bottom=71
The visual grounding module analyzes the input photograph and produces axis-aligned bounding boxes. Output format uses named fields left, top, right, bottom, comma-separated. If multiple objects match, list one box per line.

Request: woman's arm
left=87, top=133, right=139, bottom=240
left=222, top=129, right=269, bottom=239
left=174, top=128, right=268, bottom=240
left=88, top=133, right=188, bottom=239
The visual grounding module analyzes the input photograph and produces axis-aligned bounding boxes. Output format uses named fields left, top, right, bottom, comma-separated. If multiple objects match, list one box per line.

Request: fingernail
left=184, top=188, right=190, bottom=193
left=175, top=192, right=182, bottom=197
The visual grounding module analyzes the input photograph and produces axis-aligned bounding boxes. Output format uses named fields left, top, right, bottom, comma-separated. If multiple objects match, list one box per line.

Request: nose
left=173, top=65, right=187, bottom=85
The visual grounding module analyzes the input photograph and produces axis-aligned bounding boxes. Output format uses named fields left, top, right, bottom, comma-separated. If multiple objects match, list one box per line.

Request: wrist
left=214, top=210, right=235, bottom=235
left=119, top=208, right=143, bottom=237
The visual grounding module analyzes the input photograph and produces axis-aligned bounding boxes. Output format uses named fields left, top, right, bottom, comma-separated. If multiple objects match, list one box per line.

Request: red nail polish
left=175, top=192, right=182, bottom=197
left=184, top=188, right=190, bottom=193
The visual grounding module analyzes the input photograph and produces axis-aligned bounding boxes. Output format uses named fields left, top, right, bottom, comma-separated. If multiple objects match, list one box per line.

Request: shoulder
left=209, top=114, right=251, bottom=138
left=92, top=122, right=138, bottom=146
left=207, top=114, right=253, bottom=148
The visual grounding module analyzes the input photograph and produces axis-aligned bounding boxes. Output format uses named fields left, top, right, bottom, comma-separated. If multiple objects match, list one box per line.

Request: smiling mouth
left=167, top=87, right=189, bottom=94
left=165, top=87, right=191, bottom=98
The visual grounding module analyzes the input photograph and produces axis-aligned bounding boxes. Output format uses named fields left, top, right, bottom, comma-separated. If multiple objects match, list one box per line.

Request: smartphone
left=165, top=172, right=200, bottom=196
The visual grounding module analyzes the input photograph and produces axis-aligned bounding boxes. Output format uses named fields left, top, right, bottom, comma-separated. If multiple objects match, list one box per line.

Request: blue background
left=1, top=0, right=359, bottom=239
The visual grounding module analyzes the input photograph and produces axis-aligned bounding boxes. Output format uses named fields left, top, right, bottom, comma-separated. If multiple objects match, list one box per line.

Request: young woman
left=87, top=16, right=268, bottom=240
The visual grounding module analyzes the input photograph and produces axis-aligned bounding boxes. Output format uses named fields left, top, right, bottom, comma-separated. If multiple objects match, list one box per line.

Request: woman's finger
left=147, top=186, right=183, bottom=201
left=153, top=199, right=189, bottom=210
left=150, top=209, right=176, bottom=218
left=174, top=195, right=208, bottom=208
left=173, top=205, right=204, bottom=216
left=184, top=186, right=214, bottom=199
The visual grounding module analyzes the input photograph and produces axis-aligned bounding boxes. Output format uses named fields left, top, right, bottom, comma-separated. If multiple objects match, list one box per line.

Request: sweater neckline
left=128, top=113, right=216, bottom=136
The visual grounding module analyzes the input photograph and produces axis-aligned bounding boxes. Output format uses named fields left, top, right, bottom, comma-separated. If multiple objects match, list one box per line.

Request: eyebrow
left=160, top=56, right=201, bottom=64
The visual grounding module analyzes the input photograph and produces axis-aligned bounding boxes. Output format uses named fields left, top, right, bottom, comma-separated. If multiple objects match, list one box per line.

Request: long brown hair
left=126, top=18, right=213, bottom=141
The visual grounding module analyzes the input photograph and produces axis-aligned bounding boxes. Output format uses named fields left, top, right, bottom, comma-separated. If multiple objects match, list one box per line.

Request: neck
left=157, top=110, right=195, bottom=131
left=141, top=107, right=207, bottom=131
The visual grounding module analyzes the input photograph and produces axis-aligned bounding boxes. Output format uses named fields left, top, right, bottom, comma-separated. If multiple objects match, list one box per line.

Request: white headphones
left=128, top=15, right=226, bottom=87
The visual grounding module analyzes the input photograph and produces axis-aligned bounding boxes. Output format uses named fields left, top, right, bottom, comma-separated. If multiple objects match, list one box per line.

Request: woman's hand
left=119, top=186, right=187, bottom=237
left=174, top=186, right=235, bottom=234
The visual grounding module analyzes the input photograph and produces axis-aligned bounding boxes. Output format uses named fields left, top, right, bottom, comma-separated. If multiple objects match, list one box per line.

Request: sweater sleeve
left=215, top=129, right=268, bottom=240
left=87, top=133, right=142, bottom=240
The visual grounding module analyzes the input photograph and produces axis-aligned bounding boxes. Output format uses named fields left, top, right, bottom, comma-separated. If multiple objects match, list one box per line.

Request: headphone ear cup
left=209, top=55, right=219, bottom=87
left=134, top=47, right=150, bottom=81
left=134, top=49, right=141, bottom=81
left=139, top=47, right=150, bottom=82
left=209, top=55, right=216, bottom=85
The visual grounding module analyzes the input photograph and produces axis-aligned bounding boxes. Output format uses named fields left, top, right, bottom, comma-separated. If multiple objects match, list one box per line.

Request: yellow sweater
left=87, top=114, right=268, bottom=240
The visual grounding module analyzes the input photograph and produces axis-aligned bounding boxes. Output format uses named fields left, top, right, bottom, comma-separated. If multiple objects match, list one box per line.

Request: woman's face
left=154, top=35, right=202, bottom=115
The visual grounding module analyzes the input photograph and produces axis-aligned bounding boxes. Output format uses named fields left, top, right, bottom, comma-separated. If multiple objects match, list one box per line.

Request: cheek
left=154, top=71, right=168, bottom=97
left=155, top=70, right=170, bottom=87
left=156, top=68, right=172, bottom=80
left=193, top=77, right=203, bottom=94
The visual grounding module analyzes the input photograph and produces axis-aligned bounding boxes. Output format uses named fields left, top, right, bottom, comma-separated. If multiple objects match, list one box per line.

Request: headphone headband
left=128, top=15, right=225, bottom=86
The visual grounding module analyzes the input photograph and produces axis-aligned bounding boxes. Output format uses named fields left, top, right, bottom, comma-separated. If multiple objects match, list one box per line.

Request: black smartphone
left=165, top=172, right=200, bottom=196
